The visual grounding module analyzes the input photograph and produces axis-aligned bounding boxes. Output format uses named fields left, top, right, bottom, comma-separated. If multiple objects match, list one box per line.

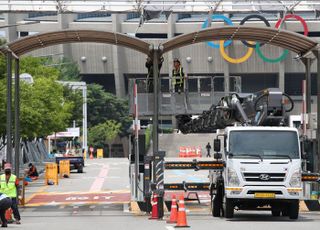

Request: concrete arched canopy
left=161, top=26, right=319, bottom=56
left=0, top=29, right=152, bottom=56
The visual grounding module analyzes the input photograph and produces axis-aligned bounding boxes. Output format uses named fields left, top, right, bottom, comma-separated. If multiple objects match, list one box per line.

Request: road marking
left=165, top=226, right=175, bottom=230
left=89, top=164, right=109, bottom=192
left=25, top=191, right=130, bottom=207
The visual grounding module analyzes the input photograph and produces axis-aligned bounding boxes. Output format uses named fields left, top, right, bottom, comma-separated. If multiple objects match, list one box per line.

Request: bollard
left=45, top=163, right=58, bottom=185
left=59, top=160, right=70, bottom=178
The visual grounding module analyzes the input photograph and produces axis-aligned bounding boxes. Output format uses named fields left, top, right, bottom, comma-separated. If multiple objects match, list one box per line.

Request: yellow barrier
left=45, top=163, right=58, bottom=185
left=59, top=160, right=70, bottom=178
left=97, top=149, right=103, bottom=158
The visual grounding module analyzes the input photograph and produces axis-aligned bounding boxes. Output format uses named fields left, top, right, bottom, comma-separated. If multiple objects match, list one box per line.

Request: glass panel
left=188, top=79, right=198, bottom=92
left=200, top=78, right=211, bottom=92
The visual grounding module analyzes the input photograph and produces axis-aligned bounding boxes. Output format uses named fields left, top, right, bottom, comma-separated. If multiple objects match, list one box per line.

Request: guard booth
left=129, top=75, right=242, bottom=116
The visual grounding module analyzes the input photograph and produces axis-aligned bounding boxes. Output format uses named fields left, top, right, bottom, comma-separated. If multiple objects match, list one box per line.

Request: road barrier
left=45, top=163, right=58, bottom=185
left=97, top=149, right=103, bottom=158
left=179, top=146, right=202, bottom=158
left=59, top=160, right=70, bottom=178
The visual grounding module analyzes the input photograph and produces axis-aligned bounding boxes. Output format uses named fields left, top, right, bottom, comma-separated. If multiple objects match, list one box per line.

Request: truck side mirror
left=214, top=139, right=221, bottom=152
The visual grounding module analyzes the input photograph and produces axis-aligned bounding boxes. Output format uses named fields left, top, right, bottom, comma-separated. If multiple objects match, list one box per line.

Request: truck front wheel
left=223, top=198, right=234, bottom=218
left=288, top=200, right=299, bottom=220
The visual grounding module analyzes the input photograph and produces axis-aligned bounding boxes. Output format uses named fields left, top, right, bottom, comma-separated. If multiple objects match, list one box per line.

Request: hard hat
left=4, top=163, right=12, bottom=170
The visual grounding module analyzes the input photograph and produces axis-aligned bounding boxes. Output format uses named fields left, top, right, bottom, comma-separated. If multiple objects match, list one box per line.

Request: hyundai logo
left=259, top=174, right=270, bottom=181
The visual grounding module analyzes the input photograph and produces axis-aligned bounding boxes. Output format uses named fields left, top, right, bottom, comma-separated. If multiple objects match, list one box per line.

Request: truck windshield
left=229, top=131, right=300, bottom=159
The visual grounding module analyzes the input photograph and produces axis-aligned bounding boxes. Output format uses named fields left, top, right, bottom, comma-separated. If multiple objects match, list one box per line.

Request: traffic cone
left=167, top=194, right=178, bottom=223
left=175, top=195, right=190, bottom=228
left=5, top=208, right=13, bottom=223
left=89, top=152, right=94, bottom=159
left=149, top=193, right=159, bottom=219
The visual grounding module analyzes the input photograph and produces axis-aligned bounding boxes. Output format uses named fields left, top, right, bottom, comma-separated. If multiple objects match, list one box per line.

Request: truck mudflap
left=302, top=172, right=320, bottom=182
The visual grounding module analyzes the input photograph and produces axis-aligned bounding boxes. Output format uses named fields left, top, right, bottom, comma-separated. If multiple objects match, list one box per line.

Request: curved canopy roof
left=0, top=30, right=151, bottom=56
left=162, top=26, right=319, bottom=56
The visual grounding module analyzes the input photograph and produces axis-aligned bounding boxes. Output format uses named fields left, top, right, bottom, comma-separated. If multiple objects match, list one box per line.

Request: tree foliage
left=0, top=55, right=79, bottom=138
left=87, top=84, right=131, bottom=135
left=88, top=120, right=121, bottom=156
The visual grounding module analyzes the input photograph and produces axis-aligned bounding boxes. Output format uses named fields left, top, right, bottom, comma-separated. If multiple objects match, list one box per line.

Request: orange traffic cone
left=149, top=193, right=159, bottom=219
left=175, top=195, right=190, bottom=228
left=167, top=194, right=178, bottom=223
left=89, top=152, right=94, bottom=159
left=5, top=208, right=13, bottom=223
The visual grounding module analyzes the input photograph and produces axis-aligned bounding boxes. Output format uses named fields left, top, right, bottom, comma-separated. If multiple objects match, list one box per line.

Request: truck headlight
left=289, top=171, right=301, bottom=187
left=227, top=168, right=240, bottom=187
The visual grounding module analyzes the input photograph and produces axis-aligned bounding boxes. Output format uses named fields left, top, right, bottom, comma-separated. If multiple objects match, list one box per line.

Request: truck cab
left=212, top=126, right=302, bottom=219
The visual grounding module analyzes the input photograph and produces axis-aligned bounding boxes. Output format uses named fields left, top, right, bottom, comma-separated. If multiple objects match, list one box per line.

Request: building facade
left=1, top=12, right=320, bottom=116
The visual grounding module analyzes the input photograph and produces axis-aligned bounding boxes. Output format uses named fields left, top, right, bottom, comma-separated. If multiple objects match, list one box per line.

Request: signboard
left=89, top=147, right=94, bottom=153
left=47, top=127, right=80, bottom=139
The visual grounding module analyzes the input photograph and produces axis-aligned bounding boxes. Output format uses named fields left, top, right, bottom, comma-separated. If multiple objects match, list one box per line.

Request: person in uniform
left=0, top=163, right=21, bottom=225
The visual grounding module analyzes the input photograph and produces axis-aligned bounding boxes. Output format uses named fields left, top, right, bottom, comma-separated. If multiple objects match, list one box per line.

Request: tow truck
left=175, top=88, right=319, bottom=219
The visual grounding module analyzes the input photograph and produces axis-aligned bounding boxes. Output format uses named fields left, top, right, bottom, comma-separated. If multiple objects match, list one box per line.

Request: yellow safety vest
left=172, top=67, right=184, bottom=85
left=0, top=174, right=17, bottom=198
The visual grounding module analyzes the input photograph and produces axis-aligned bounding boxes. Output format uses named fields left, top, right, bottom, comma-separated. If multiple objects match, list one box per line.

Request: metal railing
left=129, top=76, right=241, bottom=116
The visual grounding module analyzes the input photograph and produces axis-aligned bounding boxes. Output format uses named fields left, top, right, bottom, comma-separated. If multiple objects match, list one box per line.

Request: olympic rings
left=256, top=14, right=309, bottom=63
left=239, top=14, right=271, bottom=48
left=255, top=42, right=289, bottom=63
left=219, top=40, right=254, bottom=64
left=202, top=14, right=234, bottom=48
left=275, top=14, right=309, bottom=36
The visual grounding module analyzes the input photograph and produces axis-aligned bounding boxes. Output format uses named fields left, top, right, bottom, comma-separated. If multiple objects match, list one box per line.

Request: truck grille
left=243, top=173, right=286, bottom=182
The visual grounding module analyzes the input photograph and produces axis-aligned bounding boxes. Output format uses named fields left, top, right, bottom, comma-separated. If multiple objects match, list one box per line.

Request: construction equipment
left=175, top=88, right=319, bottom=220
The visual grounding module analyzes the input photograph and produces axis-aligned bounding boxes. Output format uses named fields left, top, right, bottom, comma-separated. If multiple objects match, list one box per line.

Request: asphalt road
left=14, top=158, right=320, bottom=229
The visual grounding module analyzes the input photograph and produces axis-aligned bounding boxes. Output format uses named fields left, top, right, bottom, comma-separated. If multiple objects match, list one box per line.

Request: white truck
left=211, top=126, right=302, bottom=219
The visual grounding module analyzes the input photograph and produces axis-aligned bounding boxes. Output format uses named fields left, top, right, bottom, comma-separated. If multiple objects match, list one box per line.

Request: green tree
left=87, top=84, right=131, bottom=135
left=88, top=120, right=121, bottom=157
left=0, top=55, right=76, bottom=138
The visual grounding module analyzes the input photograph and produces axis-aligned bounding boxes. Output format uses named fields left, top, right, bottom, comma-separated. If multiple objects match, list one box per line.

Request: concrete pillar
left=278, top=54, right=285, bottom=91
left=112, top=14, right=126, bottom=98
left=167, top=14, right=178, bottom=126
left=58, top=13, right=76, bottom=59
left=223, top=14, right=230, bottom=93
left=4, top=13, right=18, bottom=42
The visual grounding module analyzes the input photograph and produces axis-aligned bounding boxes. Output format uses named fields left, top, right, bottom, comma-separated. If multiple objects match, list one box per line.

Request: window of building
left=285, top=73, right=317, bottom=96
left=233, top=73, right=278, bottom=93
left=77, top=12, right=111, bottom=21
left=81, top=74, right=116, bottom=94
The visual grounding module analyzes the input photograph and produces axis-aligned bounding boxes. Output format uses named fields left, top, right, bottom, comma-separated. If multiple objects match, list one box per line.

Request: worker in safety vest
left=172, top=58, right=185, bottom=94
left=0, top=163, right=21, bottom=225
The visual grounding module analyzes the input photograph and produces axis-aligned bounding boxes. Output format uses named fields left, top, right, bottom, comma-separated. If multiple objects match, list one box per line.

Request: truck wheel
left=288, top=200, right=299, bottom=220
left=271, top=209, right=281, bottom=217
left=282, top=208, right=288, bottom=216
left=223, top=198, right=234, bottom=218
left=212, top=197, right=222, bottom=217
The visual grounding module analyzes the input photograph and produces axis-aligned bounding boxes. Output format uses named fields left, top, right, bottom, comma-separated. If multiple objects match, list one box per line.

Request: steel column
left=14, top=58, right=20, bottom=176
left=305, top=58, right=312, bottom=113
left=6, top=51, right=12, bottom=163
left=317, top=50, right=320, bottom=177
left=152, top=48, right=159, bottom=158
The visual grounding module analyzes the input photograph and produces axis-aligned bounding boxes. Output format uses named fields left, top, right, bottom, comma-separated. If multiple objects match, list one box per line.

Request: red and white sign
left=27, top=192, right=130, bottom=206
